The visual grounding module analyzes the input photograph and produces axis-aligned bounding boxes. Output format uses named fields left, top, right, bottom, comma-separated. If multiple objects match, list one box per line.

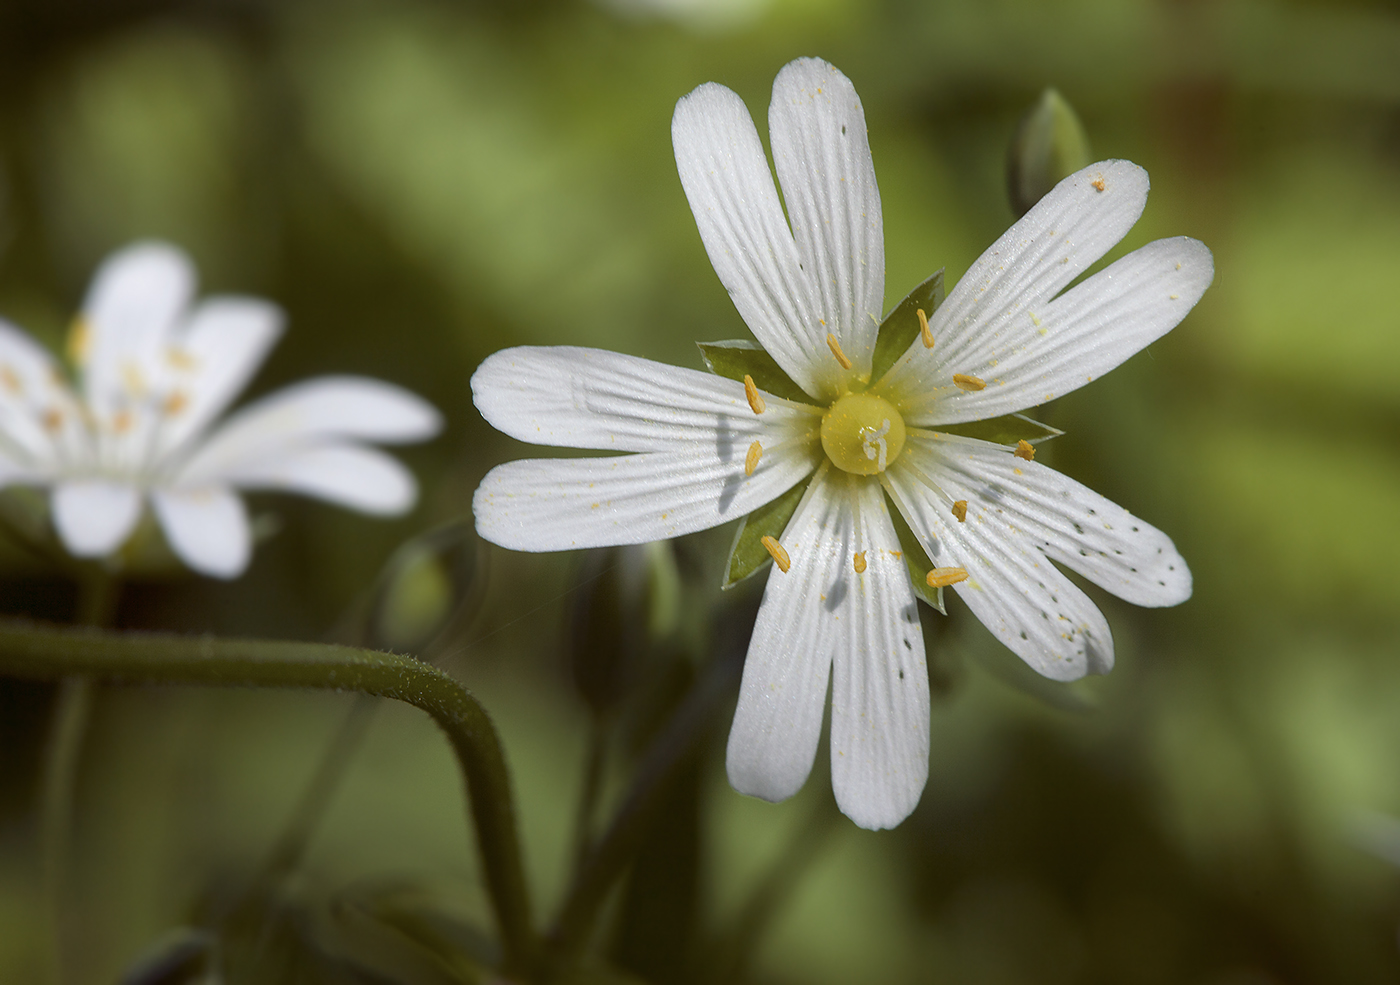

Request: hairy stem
left=0, top=621, right=536, bottom=977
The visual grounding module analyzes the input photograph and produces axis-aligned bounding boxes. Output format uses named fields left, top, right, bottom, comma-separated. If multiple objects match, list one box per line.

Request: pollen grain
left=743, top=374, right=766, bottom=415
left=761, top=535, right=791, bottom=573
left=826, top=333, right=853, bottom=370
left=926, top=566, right=969, bottom=588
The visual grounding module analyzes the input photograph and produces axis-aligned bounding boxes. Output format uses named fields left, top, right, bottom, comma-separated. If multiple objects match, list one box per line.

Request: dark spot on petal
left=899, top=669, right=905, bottom=679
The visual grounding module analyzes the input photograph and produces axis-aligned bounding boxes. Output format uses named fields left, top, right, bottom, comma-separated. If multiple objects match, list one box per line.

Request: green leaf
left=939, top=412, right=1063, bottom=447
left=886, top=497, right=945, bottom=614
left=870, top=269, right=945, bottom=385
left=696, top=340, right=813, bottom=404
left=722, top=477, right=812, bottom=589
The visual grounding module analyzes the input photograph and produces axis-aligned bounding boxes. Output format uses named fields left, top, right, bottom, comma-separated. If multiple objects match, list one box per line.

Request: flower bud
left=1006, top=88, right=1091, bottom=217
left=370, top=521, right=483, bottom=654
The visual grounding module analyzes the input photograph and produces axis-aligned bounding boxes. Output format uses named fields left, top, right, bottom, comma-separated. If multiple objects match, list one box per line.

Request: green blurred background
left=1, top=0, right=1399, bottom=981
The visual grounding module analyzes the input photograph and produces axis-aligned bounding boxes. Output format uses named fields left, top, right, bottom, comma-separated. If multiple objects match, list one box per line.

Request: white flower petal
left=151, top=487, right=251, bottom=578
left=207, top=444, right=419, bottom=515
left=176, top=377, right=441, bottom=485
left=726, top=465, right=841, bottom=804
left=51, top=480, right=143, bottom=557
left=898, top=238, right=1214, bottom=424
left=0, top=319, right=83, bottom=469
left=884, top=447, right=1113, bottom=681
left=474, top=439, right=819, bottom=552
left=672, top=82, right=834, bottom=399
left=918, top=433, right=1190, bottom=606
left=81, top=242, right=195, bottom=415
left=472, top=345, right=817, bottom=452
left=155, top=297, right=284, bottom=459
left=878, top=161, right=1150, bottom=406
left=827, top=474, right=929, bottom=830
left=768, top=57, right=884, bottom=376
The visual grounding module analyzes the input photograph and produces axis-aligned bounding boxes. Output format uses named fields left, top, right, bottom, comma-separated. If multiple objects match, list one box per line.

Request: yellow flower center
left=820, top=393, right=906, bottom=475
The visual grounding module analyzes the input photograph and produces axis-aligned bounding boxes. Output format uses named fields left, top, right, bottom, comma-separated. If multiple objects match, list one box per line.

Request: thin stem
left=549, top=645, right=743, bottom=960
left=0, top=620, right=536, bottom=978
left=259, top=692, right=380, bottom=881
left=40, top=572, right=119, bottom=985
left=39, top=676, right=92, bottom=985
left=571, top=713, right=608, bottom=875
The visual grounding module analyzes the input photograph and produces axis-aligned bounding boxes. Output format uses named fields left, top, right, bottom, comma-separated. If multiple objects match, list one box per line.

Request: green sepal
left=886, top=495, right=945, bottom=614
left=696, top=340, right=813, bottom=404
left=722, top=476, right=812, bottom=589
left=939, top=412, right=1063, bottom=447
left=870, top=269, right=945, bottom=385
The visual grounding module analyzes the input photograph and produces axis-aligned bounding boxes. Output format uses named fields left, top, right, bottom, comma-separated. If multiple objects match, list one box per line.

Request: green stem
left=39, top=676, right=92, bottom=985
left=549, top=647, right=742, bottom=960
left=570, top=713, right=608, bottom=876
left=0, top=620, right=536, bottom=978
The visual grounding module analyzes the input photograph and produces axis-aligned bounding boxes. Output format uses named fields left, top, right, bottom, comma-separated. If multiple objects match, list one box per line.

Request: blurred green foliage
left=1, top=0, right=1399, bottom=982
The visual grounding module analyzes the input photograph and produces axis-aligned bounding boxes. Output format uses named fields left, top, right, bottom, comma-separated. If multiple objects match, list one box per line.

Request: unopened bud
left=371, top=521, right=482, bottom=654
left=1007, top=88, right=1091, bottom=217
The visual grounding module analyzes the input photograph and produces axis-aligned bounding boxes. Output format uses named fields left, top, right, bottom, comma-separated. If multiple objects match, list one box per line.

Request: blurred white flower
left=0, top=242, right=441, bottom=578
left=472, top=58, right=1212, bottom=829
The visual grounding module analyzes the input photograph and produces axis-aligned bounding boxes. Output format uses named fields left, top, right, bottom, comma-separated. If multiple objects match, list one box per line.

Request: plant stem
left=0, top=620, right=536, bottom=978
left=40, top=571, right=119, bottom=985
left=570, top=712, right=608, bottom=875
left=549, top=645, right=742, bottom=961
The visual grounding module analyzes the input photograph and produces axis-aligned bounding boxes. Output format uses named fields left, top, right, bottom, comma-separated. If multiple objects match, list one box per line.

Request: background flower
left=0, top=241, right=441, bottom=577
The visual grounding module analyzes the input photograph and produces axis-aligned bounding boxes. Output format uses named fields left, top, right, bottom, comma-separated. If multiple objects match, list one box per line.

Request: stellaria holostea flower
left=472, top=58, right=1212, bottom=829
left=0, top=242, right=441, bottom=578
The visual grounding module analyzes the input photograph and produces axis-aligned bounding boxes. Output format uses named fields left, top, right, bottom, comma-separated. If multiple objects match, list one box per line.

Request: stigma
left=820, top=392, right=906, bottom=476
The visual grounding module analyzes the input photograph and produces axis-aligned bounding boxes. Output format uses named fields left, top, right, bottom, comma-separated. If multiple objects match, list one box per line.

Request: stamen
left=745, top=440, right=762, bottom=476
left=826, top=333, right=853, bottom=370
left=743, top=374, right=766, bottom=415
left=41, top=408, right=64, bottom=432
left=926, top=566, right=969, bottom=588
left=853, top=551, right=867, bottom=574
left=66, top=318, right=91, bottom=366
left=952, top=374, right=986, bottom=392
left=860, top=418, right=891, bottom=472
left=761, top=535, right=791, bottom=573
left=163, top=390, right=190, bottom=416
left=1014, top=439, right=1035, bottom=461
left=951, top=500, right=967, bottom=523
left=166, top=347, right=198, bottom=371
left=0, top=364, right=21, bottom=394
left=917, top=308, right=934, bottom=349
left=112, top=409, right=134, bottom=434
left=120, top=362, right=147, bottom=397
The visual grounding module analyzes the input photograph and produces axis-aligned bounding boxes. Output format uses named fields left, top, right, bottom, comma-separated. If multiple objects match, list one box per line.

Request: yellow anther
left=953, top=374, right=986, bottom=392
left=743, top=374, right=766, bottom=415
left=1014, top=439, right=1035, bottom=461
left=917, top=308, right=934, bottom=349
left=166, top=347, right=198, bottom=371
left=163, top=390, right=190, bottom=416
left=761, top=535, right=791, bottom=573
left=66, top=318, right=92, bottom=366
left=120, top=362, right=147, bottom=397
left=853, top=551, right=867, bottom=574
left=951, top=500, right=967, bottom=523
left=1091, top=176, right=1106, bottom=192
left=41, top=408, right=64, bottom=432
left=0, top=364, right=21, bottom=394
left=745, top=440, right=762, bottom=476
left=926, top=566, right=969, bottom=588
left=826, top=333, right=853, bottom=370
left=112, top=409, right=133, bottom=434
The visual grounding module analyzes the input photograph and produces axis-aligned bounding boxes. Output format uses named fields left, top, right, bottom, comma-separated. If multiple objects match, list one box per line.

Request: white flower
left=472, top=58, right=1213, bottom=829
left=0, top=242, right=441, bottom=578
